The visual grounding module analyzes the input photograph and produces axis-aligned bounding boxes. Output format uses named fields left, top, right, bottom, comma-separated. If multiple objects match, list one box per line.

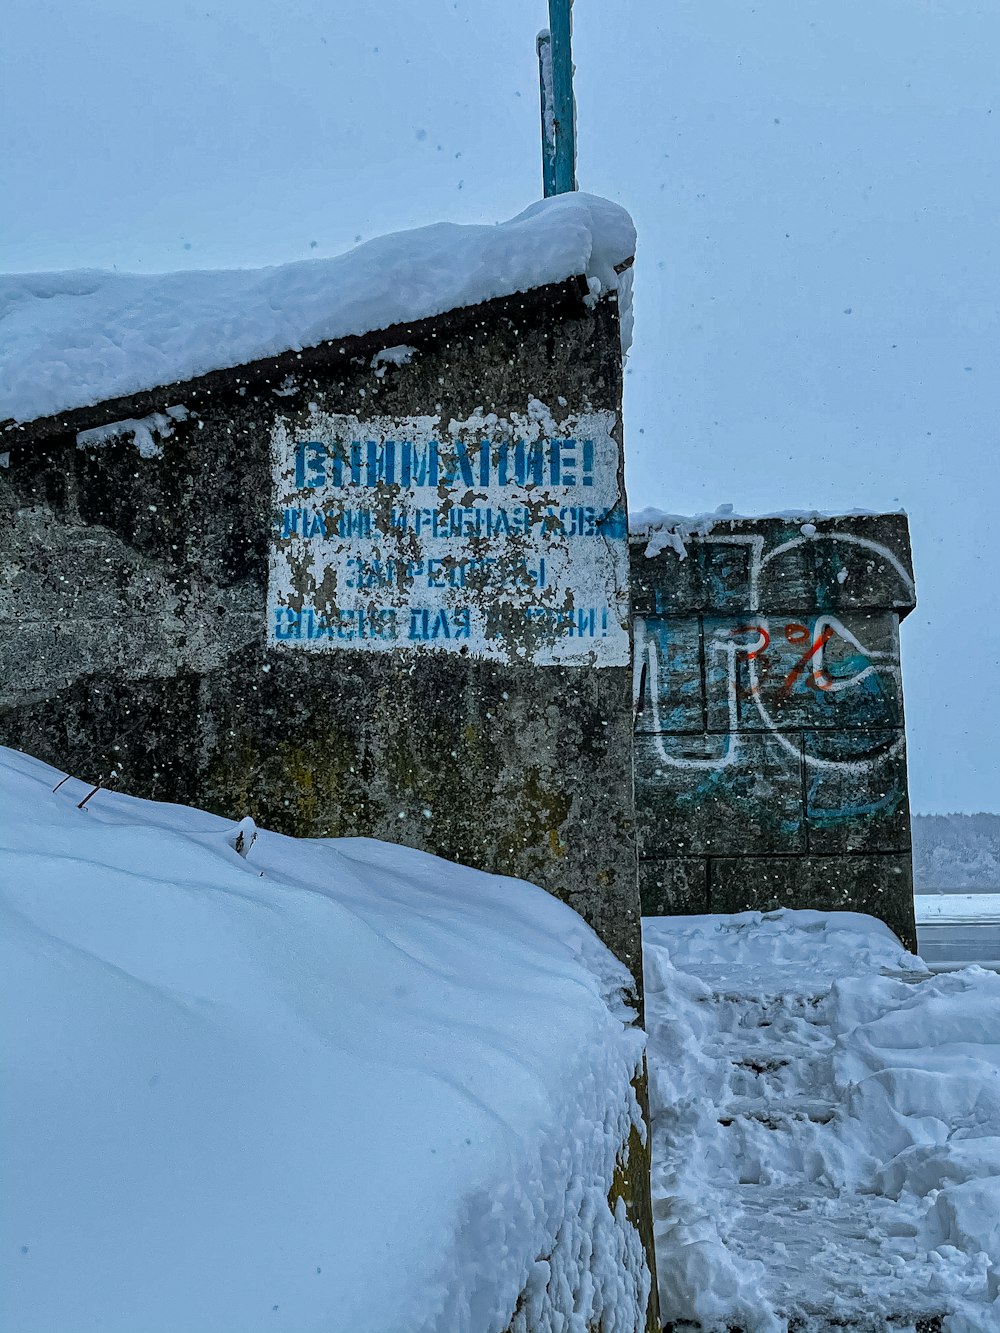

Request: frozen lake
left=916, top=922, right=1000, bottom=968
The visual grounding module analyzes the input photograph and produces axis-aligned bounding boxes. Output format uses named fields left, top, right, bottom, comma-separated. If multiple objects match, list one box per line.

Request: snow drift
left=0, top=193, right=635, bottom=426
left=644, top=910, right=1000, bottom=1332
left=0, top=745, right=648, bottom=1333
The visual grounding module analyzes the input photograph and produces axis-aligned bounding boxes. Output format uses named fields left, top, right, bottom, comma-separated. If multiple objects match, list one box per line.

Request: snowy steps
left=658, top=984, right=953, bottom=1332
left=662, top=1318, right=942, bottom=1332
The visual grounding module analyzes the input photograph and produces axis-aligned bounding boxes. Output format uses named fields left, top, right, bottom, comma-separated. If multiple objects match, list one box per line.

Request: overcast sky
left=3, top=0, right=997, bottom=812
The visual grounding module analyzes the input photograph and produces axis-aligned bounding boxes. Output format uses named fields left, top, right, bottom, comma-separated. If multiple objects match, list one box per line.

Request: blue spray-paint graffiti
left=634, top=612, right=906, bottom=834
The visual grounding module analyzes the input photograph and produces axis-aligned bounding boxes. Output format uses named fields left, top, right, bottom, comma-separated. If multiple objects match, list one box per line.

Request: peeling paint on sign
left=268, top=405, right=630, bottom=666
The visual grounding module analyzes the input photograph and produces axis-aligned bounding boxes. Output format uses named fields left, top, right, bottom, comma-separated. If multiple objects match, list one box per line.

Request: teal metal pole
left=537, top=0, right=576, bottom=196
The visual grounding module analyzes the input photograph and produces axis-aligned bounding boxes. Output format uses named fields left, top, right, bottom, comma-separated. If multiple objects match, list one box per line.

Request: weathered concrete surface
left=631, top=513, right=917, bottom=619
left=1, top=274, right=659, bottom=1330
left=1, top=280, right=644, bottom=976
left=631, top=514, right=918, bottom=949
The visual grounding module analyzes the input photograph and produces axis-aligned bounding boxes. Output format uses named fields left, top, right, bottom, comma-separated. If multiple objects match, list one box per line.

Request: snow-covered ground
left=644, top=910, right=1000, bottom=1332
left=10, top=730, right=1000, bottom=1333
left=0, top=745, right=649, bottom=1333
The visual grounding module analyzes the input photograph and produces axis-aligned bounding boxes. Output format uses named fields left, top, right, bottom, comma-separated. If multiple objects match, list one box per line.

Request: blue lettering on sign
left=407, top=608, right=472, bottom=641
left=581, top=440, right=594, bottom=486
left=524, top=607, right=610, bottom=638
left=290, top=437, right=597, bottom=492
left=274, top=606, right=398, bottom=641
left=273, top=418, right=628, bottom=660
left=344, top=557, right=405, bottom=590
left=400, top=440, right=438, bottom=487
left=365, top=440, right=396, bottom=487
left=596, top=506, right=628, bottom=539
left=277, top=506, right=374, bottom=539
left=339, top=508, right=372, bottom=538
left=276, top=504, right=623, bottom=543
left=440, top=440, right=476, bottom=488
left=294, top=440, right=326, bottom=489
left=513, top=441, right=544, bottom=487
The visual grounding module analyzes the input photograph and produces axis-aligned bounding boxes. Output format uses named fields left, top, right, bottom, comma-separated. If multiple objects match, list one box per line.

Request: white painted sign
left=268, top=404, right=630, bottom=666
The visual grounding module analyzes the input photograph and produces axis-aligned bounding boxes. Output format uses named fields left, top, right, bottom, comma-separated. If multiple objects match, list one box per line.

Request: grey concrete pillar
left=631, top=513, right=918, bottom=950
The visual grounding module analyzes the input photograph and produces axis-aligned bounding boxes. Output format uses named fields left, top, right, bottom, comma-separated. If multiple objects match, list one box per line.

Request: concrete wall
left=1, top=274, right=660, bottom=1330
left=631, top=514, right=918, bottom=949
left=0, top=278, right=647, bottom=978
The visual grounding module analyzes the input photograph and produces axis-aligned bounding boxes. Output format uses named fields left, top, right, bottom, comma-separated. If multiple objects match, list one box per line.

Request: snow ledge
left=0, top=194, right=635, bottom=426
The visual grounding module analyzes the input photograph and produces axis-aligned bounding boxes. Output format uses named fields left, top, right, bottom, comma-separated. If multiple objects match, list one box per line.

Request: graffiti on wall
left=635, top=612, right=903, bottom=774
left=633, top=528, right=915, bottom=834
left=268, top=405, right=631, bottom=666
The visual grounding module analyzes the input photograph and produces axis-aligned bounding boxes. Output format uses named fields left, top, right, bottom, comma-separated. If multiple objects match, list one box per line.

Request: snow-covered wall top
left=0, top=193, right=635, bottom=426
left=628, top=503, right=900, bottom=556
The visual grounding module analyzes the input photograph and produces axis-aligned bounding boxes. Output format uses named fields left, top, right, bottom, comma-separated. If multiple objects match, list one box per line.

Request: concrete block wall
left=630, top=514, right=918, bottom=949
left=1, top=275, right=660, bottom=1329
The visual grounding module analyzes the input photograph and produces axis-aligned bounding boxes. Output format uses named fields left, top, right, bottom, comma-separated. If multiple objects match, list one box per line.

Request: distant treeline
left=912, top=813, right=1000, bottom=892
